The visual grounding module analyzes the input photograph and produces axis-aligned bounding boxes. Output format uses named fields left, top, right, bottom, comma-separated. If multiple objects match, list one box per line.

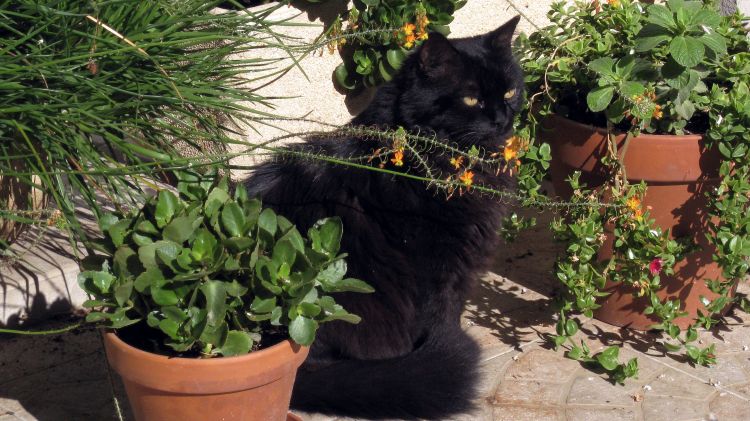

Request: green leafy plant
left=511, top=0, right=750, bottom=381
left=78, top=175, right=372, bottom=356
left=326, top=0, right=466, bottom=91
left=0, top=0, right=297, bottom=254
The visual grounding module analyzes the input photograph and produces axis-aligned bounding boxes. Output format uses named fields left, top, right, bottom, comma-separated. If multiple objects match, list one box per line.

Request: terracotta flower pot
left=543, top=114, right=732, bottom=330
left=103, top=331, right=309, bottom=421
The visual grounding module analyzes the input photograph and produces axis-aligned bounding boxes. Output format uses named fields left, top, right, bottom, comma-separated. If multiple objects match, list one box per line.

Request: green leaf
left=378, top=60, right=393, bottom=82
left=200, top=280, right=227, bottom=327
left=700, top=32, right=727, bottom=56
left=99, top=214, right=119, bottom=233
left=114, top=280, right=133, bottom=307
left=321, top=277, right=374, bottom=293
left=646, top=4, right=676, bottom=29
left=567, top=346, right=584, bottom=360
left=217, top=330, right=253, bottom=356
left=588, top=57, right=615, bottom=76
left=191, top=228, right=217, bottom=262
left=316, top=218, right=343, bottom=255
left=221, top=202, right=246, bottom=238
left=134, top=267, right=163, bottom=292
left=587, top=86, right=615, bottom=112
left=565, top=319, right=578, bottom=336
left=136, top=220, right=159, bottom=235
left=258, top=208, right=277, bottom=236
left=163, top=216, right=197, bottom=244
left=162, top=306, right=189, bottom=323
left=107, top=219, right=131, bottom=248
left=317, top=259, right=347, bottom=284
left=155, top=191, right=180, bottom=228
left=155, top=241, right=180, bottom=268
left=158, top=318, right=181, bottom=340
left=199, top=322, right=228, bottom=348
left=224, top=280, right=248, bottom=297
left=289, top=316, right=318, bottom=346
left=113, top=246, right=140, bottom=280
left=151, top=284, right=179, bottom=306
left=670, top=36, right=704, bottom=68
left=334, top=63, right=355, bottom=91
left=596, top=346, right=620, bottom=371
left=298, top=302, right=322, bottom=318
left=92, top=271, right=115, bottom=293
left=250, top=296, right=276, bottom=314
left=272, top=239, right=297, bottom=267
left=620, top=81, right=645, bottom=98
left=223, top=236, right=254, bottom=253
left=204, top=187, right=230, bottom=218
left=280, top=228, right=305, bottom=254
left=635, top=24, right=671, bottom=52
left=386, top=48, right=407, bottom=69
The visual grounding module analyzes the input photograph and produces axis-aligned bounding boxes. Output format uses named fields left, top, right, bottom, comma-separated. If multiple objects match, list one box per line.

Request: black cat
left=245, top=16, right=523, bottom=420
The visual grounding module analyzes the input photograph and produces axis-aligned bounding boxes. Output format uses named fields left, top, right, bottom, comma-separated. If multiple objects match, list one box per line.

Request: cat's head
left=396, top=16, right=523, bottom=150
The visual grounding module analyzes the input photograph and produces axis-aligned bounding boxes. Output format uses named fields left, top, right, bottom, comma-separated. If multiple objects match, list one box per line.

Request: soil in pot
left=104, top=327, right=308, bottom=421
left=543, top=114, right=731, bottom=330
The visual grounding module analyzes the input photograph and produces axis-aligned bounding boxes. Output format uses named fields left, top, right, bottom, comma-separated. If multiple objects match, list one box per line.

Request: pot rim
left=103, top=329, right=309, bottom=394
left=103, top=329, right=299, bottom=365
left=546, top=113, right=704, bottom=142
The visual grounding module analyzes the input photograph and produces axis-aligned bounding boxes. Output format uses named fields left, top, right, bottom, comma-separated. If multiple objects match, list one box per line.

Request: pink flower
left=649, top=258, right=663, bottom=276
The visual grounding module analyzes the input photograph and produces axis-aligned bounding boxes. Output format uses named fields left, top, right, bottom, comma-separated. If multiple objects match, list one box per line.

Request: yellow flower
left=403, top=22, right=416, bottom=36
left=459, top=170, right=474, bottom=188
left=391, top=149, right=404, bottom=167
left=626, top=196, right=643, bottom=220
left=503, top=136, right=522, bottom=162
left=416, top=14, right=430, bottom=41
left=607, top=0, right=620, bottom=7
left=636, top=279, right=649, bottom=297
left=450, top=156, right=464, bottom=169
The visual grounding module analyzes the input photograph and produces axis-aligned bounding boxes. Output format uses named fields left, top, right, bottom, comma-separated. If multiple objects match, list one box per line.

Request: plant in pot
left=78, top=174, right=372, bottom=421
left=511, top=0, right=750, bottom=379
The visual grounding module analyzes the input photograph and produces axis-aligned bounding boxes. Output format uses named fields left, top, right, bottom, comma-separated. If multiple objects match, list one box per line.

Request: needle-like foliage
left=0, top=0, right=299, bottom=251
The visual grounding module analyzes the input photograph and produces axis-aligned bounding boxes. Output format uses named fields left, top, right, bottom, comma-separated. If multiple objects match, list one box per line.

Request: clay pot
left=543, top=114, right=731, bottom=330
left=103, top=331, right=309, bottom=421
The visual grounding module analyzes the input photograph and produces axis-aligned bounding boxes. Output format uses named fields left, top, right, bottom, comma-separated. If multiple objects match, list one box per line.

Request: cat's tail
left=290, top=325, right=481, bottom=420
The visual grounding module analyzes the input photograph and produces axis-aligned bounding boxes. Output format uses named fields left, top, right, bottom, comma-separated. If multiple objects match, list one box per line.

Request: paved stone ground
left=2, top=210, right=750, bottom=421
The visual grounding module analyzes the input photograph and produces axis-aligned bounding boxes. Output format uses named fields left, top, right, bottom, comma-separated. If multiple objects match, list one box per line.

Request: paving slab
left=4, top=2, right=750, bottom=421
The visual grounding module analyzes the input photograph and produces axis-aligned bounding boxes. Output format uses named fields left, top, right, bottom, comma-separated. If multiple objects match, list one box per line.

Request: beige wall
left=231, top=0, right=555, bottom=177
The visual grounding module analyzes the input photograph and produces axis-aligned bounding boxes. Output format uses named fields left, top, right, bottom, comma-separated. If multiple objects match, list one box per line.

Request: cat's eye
left=463, top=96, right=479, bottom=107
left=504, top=89, right=516, bottom=100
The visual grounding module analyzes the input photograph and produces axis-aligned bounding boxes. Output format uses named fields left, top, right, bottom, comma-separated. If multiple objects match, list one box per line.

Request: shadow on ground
left=0, top=319, right=132, bottom=421
left=464, top=209, right=563, bottom=350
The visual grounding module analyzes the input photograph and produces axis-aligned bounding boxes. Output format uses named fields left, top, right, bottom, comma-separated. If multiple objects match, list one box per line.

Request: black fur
left=245, top=17, right=523, bottom=420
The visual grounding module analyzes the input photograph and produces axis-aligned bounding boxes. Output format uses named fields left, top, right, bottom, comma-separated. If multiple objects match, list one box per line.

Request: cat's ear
left=418, top=33, right=463, bottom=80
left=486, top=15, right=520, bottom=50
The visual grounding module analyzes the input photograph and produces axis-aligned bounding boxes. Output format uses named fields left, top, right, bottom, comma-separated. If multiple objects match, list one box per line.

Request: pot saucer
left=287, top=412, right=303, bottom=421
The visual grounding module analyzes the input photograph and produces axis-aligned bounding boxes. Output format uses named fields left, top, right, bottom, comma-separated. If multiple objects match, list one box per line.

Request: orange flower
left=459, top=170, right=474, bottom=188
left=607, top=0, right=620, bottom=7
left=503, top=136, right=522, bottom=162
left=450, top=156, right=464, bottom=169
left=652, top=104, right=663, bottom=120
left=391, top=149, right=404, bottom=167
left=626, top=196, right=643, bottom=220
left=402, top=23, right=417, bottom=48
